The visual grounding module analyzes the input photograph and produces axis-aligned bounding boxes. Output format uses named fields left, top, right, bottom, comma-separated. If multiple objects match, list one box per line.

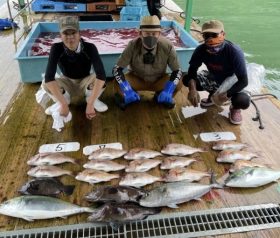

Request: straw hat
left=140, top=15, right=161, bottom=32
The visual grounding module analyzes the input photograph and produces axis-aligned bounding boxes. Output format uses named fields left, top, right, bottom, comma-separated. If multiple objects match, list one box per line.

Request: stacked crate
left=31, top=0, right=86, bottom=13
left=120, top=0, right=149, bottom=21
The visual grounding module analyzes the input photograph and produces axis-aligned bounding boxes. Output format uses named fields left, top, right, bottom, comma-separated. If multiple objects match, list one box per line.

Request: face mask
left=143, top=36, right=158, bottom=49
left=206, top=42, right=225, bottom=54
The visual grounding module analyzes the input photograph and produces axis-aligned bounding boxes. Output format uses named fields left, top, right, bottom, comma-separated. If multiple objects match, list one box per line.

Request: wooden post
left=184, top=0, right=193, bottom=32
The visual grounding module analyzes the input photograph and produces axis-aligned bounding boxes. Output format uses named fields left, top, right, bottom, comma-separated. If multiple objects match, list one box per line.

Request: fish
left=88, top=148, right=127, bottom=160
left=163, top=168, right=210, bottom=182
left=212, top=140, right=248, bottom=151
left=161, top=143, right=205, bottom=156
left=85, top=185, right=147, bottom=203
left=27, top=153, right=78, bottom=166
left=83, top=160, right=126, bottom=172
left=119, top=172, right=161, bottom=188
left=140, top=174, right=223, bottom=208
left=124, top=148, right=162, bottom=160
left=18, top=178, right=75, bottom=197
left=87, top=203, right=161, bottom=223
left=75, top=169, right=119, bottom=184
left=229, top=160, right=268, bottom=173
left=0, top=196, right=93, bottom=221
left=27, top=165, right=73, bottom=178
left=125, top=159, right=161, bottom=172
left=160, top=156, right=197, bottom=170
left=225, top=167, right=280, bottom=187
left=216, top=150, right=259, bottom=163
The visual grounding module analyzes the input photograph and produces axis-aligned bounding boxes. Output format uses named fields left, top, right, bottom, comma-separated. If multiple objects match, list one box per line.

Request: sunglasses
left=202, top=32, right=221, bottom=40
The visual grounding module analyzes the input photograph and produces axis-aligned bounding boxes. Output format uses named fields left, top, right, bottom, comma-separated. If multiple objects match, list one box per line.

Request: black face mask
left=143, top=36, right=158, bottom=49
left=143, top=51, right=155, bottom=64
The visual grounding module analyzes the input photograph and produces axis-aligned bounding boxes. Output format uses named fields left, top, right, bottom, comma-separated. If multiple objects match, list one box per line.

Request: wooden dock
left=0, top=5, right=280, bottom=237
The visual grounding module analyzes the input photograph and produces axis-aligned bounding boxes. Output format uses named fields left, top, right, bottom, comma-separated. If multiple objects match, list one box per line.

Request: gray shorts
left=42, top=74, right=96, bottom=105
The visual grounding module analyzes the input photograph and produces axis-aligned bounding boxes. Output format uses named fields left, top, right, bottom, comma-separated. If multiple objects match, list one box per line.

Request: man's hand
left=188, top=89, right=200, bottom=107
left=86, top=103, right=96, bottom=120
left=59, top=103, right=70, bottom=117
left=119, top=80, right=140, bottom=105
left=211, top=92, right=228, bottom=106
left=157, top=81, right=176, bottom=105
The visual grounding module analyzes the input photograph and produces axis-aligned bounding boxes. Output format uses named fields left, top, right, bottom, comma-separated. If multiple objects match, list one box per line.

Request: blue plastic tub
left=15, top=21, right=198, bottom=83
left=31, top=0, right=86, bottom=13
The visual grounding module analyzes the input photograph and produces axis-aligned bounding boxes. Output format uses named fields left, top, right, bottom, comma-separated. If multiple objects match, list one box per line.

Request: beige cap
left=202, top=20, right=224, bottom=33
left=59, top=16, right=79, bottom=33
left=140, top=15, right=161, bottom=32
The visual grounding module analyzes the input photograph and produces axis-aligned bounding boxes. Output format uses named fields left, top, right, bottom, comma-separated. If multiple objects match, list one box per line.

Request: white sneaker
left=94, top=98, right=108, bottom=112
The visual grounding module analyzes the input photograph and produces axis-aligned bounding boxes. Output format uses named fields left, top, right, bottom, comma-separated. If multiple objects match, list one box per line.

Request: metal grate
left=1, top=203, right=280, bottom=238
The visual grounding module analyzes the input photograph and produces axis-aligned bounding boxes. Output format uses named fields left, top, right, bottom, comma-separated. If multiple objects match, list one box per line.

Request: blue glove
left=119, top=80, right=140, bottom=105
left=157, top=81, right=176, bottom=104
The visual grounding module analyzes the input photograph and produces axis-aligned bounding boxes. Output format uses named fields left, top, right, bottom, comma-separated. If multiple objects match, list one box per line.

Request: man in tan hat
left=41, top=16, right=107, bottom=121
left=183, top=20, right=250, bottom=125
left=113, top=15, right=182, bottom=109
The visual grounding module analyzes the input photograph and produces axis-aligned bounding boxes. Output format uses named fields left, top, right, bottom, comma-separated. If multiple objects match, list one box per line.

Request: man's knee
left=231, top=92, right=251, bottom=109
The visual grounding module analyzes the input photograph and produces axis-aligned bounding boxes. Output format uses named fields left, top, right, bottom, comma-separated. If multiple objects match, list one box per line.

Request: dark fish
left=18, top=178, right=75, bottom=196
left=85, top=185, right=147, bottom=203
left=87, top=203, right=161, bottom=223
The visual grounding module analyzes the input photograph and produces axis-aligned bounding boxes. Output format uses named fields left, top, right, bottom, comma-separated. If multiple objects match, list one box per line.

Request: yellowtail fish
left=0, top=196, right=93, bottom=221
left=225, top=167, right=280, bottom=187
left=140, top=173, right=222, bottom=208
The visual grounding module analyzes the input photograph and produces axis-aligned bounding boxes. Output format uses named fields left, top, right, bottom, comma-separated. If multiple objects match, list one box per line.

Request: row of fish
left=87, top=143, right=205, bottom=161
left=211, top=140, right=280, bottom=188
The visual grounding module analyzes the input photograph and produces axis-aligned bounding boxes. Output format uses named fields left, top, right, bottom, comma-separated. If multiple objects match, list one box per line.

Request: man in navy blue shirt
left=183, top=20, right=250, bottom=124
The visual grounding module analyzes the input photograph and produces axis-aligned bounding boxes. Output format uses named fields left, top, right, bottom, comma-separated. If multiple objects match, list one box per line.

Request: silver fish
left=124, top=148, right=162, bottom=160
left=125, top=159, right=161, bottom=173
left=140, top=174, right=222, bottom=208
left=27, top=153, right=77, bottom=166
left=27, top=165, right=73, bottom=178
left=83, top=160, right=126, bottom=172
left=163, top=168, right=210, bottom=182
left=0, top=196, right=93, bottom=221
left=87, top=203, right=161, bottom=223
left=160, top=156, right=197, bottom=170
left=216, top=150, right=258, bottom=163
left=119, top=172, right=161, bottom=188
left=161, top=143, right=205, bottom=156
left=85, top=185, right=147, bottom=203
left=229, top=160, right=267, bottom=173
left=75, top=169, right=119, bottom=184
left=225, top=167, right=280, bottom=187
left=88, top=148, right=127, bottom=160
left=212, top=140, right=248, bottom=151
